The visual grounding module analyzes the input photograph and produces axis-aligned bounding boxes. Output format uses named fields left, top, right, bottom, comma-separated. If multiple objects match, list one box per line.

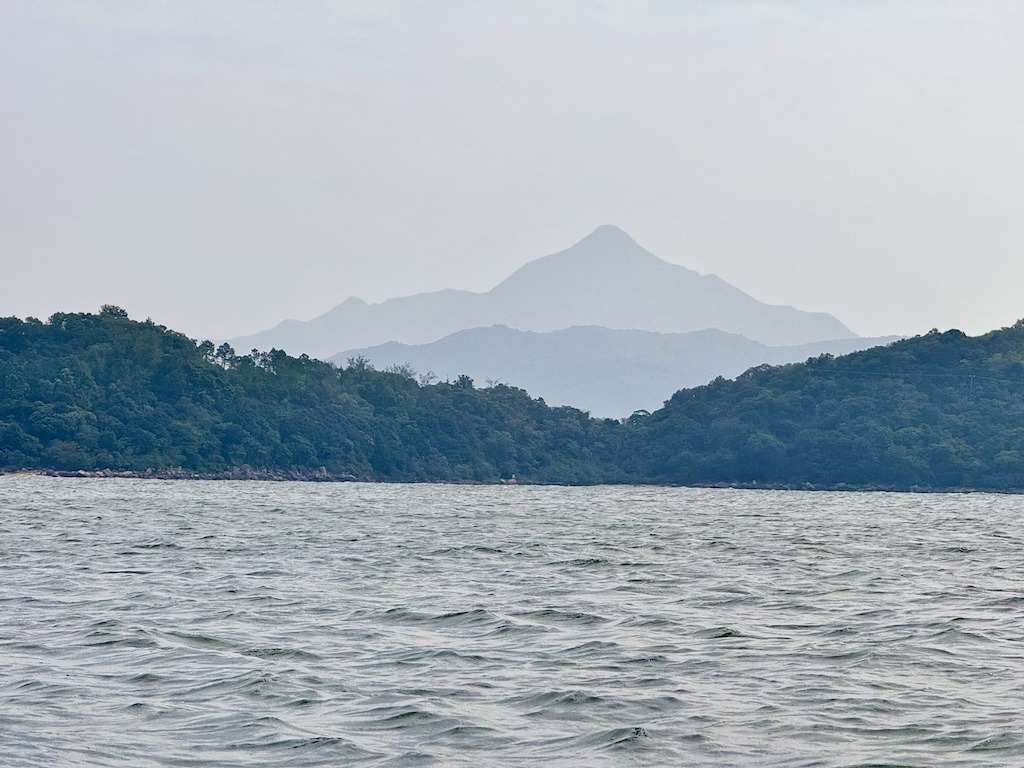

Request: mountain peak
left=229, top=225, right=857, bottom=357
left=583, top=224, right=636, bottom=243
left=570, top=224, right=644, bottom=257
left=491, top=224, right=665, bottom=293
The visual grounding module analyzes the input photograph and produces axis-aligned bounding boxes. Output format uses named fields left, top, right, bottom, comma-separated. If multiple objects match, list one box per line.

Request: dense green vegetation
left=2, top=309, right=1024, bottom=490
left=0, top=308, right=624, bottom=483
left=631, top=322, right=1024, bottom=489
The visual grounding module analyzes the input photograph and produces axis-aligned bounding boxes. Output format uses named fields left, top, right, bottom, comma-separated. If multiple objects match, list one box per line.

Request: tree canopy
left=0, top=311, right=625, bottom=483
left=631, top=323, right=1024, bottom=489
left=2, top=311, right=1024, bottom=490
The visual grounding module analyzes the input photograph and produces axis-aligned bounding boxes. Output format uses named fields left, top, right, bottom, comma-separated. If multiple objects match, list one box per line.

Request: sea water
left=1, top=477, right=1022, bottom=766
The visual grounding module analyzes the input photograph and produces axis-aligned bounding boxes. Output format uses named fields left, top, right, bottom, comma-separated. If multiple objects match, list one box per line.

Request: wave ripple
left=1, top=478, right=1023, bottom=766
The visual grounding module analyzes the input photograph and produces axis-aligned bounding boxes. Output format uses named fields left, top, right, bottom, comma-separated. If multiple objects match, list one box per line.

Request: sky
left=2, top=1, right=1023, bottom=341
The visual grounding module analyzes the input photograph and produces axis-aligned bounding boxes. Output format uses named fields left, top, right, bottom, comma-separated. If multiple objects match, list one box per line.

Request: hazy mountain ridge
left=334, top=325, right=901, bottom=417
left=229, top=226, right=856, bottom=358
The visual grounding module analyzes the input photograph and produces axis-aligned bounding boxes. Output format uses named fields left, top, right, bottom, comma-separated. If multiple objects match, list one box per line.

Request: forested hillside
left=631, top=323, right=1024, bottom=489
left=3, top=309, right=1024, bottom=491
left=0, top=308, right=625, bottom=483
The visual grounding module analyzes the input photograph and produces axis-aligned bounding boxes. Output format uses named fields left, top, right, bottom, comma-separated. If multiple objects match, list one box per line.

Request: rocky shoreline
left=1, top=466, right=360, bottom=482
left=0, top=468, right=1018, bottom=493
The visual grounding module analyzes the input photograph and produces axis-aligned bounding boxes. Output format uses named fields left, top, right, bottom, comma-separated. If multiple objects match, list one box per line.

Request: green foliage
left=3, top=311, right=1024, bottom=490
left=0, top=311, right=627, bottom=483
left=99, top=305, right=129, bottom=318
left=632, top=324, right=1024, bottom=489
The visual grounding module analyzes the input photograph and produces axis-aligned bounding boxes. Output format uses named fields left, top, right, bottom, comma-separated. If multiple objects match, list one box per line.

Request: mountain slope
left=0, top=311, right=625, bottom=483
left=483, top=226, right=851, bottom=343
left=333, top=325, right=900, bottom=417
left=5, top=310, right=1024, bottom=491
left=631, top=322, right=1024, bottom=489
left=229, top=226, right=856, bottom=358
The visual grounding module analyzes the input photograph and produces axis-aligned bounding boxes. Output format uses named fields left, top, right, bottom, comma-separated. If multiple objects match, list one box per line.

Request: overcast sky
left=2, top=1, right=1023, bottom=341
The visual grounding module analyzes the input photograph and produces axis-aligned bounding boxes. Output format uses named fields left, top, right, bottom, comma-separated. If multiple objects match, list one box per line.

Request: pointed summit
left=559, top=225, right=651, bottom=264
left=577, top=224, right=640, bottom=249
left=491, top=225, right=659, bottom=290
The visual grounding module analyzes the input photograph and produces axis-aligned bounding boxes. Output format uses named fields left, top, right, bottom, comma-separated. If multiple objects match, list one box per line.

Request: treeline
left=2, top=308, right=1024, bottom=490
left=630, top=322, right=1024, bottom=490
left=0, top=308, right=625, bottom=483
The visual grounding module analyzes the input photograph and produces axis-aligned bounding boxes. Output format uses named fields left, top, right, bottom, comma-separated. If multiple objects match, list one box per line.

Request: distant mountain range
left=229, top=225, right=857, bottom=358
left=334, top=325, right=901, bottom=417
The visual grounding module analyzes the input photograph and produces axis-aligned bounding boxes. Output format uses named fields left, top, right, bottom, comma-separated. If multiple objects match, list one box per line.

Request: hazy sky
left=2, top=1, right=1023, bottom=341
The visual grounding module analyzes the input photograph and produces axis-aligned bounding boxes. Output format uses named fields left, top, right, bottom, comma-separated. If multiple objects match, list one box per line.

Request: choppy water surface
left=2, top=479, right=1023, bottom=767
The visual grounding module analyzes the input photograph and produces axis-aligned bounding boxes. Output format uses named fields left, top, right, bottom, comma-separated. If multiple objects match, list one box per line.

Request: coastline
left=0, top=466, right=359, bottom=482
left=1, top=468, right=1019, bottom=494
